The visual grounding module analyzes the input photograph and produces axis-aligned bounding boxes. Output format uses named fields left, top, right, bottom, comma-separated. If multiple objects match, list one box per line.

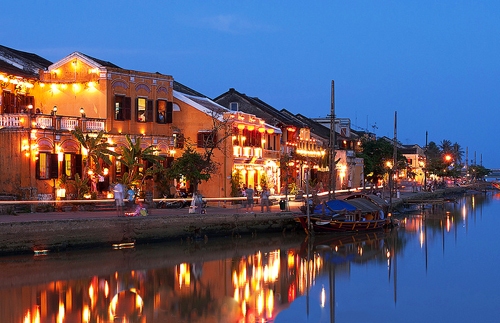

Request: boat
left=295, top=198, right=390, bottom=234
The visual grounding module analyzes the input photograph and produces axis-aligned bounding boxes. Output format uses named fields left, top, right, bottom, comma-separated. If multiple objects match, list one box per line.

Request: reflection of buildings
left=1, top=233, right=395, bottom=323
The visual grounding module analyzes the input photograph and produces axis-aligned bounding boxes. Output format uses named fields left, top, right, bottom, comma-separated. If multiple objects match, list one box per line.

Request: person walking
left=260, top=186, right=271, bottom=213
left=194, top=190, right=204, bottom=214
left=245, top=185, right=254, bottom=213
left=113, top=182, right=125, bottom=216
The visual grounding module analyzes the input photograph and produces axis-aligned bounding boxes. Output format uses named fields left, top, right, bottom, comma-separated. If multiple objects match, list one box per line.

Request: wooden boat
left=296, top=215, right=388, bottom=233
left=295, top=198, right=391, bottom=233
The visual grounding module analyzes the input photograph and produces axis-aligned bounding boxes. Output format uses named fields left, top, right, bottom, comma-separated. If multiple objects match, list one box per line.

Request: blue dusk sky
left=3, top=1, right=500, bottom=168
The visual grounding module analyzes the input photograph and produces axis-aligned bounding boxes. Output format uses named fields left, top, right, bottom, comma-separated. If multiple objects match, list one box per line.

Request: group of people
left=240, top=185, right=271, bottom=213
left=113, top=183, right=144, bottom=216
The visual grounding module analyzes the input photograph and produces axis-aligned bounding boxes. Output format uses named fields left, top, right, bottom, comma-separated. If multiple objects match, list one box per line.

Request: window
left=63, top=153, right=82, bottom=179
left=174, top=133, right=184, bottom=149
left=157, top=100, right=173, bottom=124
left=114, top=95, right=131, bottom=120
left=136, top=98, right=153, bottom=122
left=63, top=153, right=74, bottom=178
left=36, top=153, right=58, bottom=180
left=1, top=91, right=34, bottom=114
left=229, top=102, right=239, bottom=111
left=197, top=131, right=217, bottom=148
left=137, top=98, right=147, bottom=122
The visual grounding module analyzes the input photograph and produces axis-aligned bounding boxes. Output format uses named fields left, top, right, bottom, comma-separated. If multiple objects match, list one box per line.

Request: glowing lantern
left=258, top=127, right=266, bottom=133
left=247, top=125, right=255, bottom=131
left=267, top=128, right=275, bottom=134
left=237, top=124, right=245, bottom=130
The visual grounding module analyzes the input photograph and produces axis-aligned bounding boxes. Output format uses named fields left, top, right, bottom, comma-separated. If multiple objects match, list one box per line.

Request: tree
left=167, top=144, right=214, bottom=193
left=451, top=142, right=464, bottom=164
left=71, top=127, right=118, bottom=190
left=168, top=109, right=234, bottom=194
left=119, top=135, right=165, bottom=191
left=358, top=138, right=405, bottom=185
left=468, top=165, right=491, bottom=181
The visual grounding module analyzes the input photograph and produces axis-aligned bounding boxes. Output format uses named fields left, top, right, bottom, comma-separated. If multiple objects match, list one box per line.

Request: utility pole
left=328, top=80, right=336, bottom=200
left=389, top=111, right=397, bottom=214
left=424, top=131, right=428, bottom=190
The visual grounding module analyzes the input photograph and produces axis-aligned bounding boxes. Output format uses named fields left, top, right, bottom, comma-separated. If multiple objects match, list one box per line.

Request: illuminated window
left=36, top=152, right=58, bottom=180
left=136, top=98, right=153, bottom=122
left=157, top=100, right=173, bottom=124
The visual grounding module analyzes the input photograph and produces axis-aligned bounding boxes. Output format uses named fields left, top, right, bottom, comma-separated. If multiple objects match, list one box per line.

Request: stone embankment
left=0, top=183, right=490, bottom=256
left=0, top=209, right=299, bottom=256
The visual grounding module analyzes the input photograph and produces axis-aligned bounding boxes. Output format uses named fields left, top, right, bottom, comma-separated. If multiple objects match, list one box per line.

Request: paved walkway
left=0, top=199, right=303, bottom=223
left=0, top=185, right=468, bottom=224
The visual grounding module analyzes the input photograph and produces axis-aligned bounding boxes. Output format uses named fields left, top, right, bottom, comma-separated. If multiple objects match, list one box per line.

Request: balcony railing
left=0, top=113, right=105, bottom=132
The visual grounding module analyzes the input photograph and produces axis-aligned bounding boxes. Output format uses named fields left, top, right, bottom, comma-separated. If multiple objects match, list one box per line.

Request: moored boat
left=296, top=215, right=388, bottom=233
left=295, top=196, right=392, bottom=234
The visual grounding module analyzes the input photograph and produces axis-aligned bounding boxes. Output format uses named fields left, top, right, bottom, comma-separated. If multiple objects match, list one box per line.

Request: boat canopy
left=312, top=199, right=358, bottom=215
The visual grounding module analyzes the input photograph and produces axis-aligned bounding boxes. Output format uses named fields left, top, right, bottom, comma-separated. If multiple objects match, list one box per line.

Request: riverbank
left=0, top=184, right=489, bottom=256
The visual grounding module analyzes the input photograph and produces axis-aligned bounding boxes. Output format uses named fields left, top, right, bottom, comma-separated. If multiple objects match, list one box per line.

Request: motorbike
left=156, top=192, right=191, bottom=209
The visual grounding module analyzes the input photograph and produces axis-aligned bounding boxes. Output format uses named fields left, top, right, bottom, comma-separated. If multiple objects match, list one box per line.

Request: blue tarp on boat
left=312, top=199, right=357, bottom=215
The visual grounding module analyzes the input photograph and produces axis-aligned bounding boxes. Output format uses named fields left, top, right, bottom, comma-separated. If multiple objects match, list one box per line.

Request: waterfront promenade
left=0, top=185, right=483, bottom=255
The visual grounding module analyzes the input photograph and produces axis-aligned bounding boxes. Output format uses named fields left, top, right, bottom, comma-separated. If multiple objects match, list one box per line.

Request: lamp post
left=80, top=107, right=86, bottom=131
left=27, top=104, right=34, bottom=210
left=386, top=160, right=393, bottom=214
left=52, top=105, right=58, bottom=202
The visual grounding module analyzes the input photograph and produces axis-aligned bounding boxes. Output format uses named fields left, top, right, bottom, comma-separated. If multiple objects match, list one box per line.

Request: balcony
left=0, top=113, right=105, bottom=132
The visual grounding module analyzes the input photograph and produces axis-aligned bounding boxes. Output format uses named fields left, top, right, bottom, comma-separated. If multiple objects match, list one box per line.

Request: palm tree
left=119, top=135, right=165, bottom=190
left=451, top=142, right=464, bottom=164
left=71, top=128, right=118, bottom=190
left=439, top=139, right=453, bottom=155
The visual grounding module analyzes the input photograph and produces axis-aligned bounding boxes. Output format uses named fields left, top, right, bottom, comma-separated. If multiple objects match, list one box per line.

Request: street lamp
left=80, top=107, right=86, bottom=118
left=52, top=105, right=57, bottom=116
left=386, top=160, right=393, bottom=214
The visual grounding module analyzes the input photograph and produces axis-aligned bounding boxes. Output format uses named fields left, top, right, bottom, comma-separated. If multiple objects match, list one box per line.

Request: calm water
left=1, top=191, right=500, bottom=323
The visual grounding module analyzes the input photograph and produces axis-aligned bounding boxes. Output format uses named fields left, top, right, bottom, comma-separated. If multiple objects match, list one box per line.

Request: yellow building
left=0, top=47, right=281, bottom=200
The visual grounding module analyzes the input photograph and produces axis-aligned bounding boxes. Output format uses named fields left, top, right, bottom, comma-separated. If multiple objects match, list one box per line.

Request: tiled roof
left=215, top=88, right=302, bottom=127
left=79, top=52, right=121, bottom=68
left=183, top=94, right=228, bottom=114
left=0, top=60, right=37, bottom=78
left=173, top=81, right=208, bottom=98
left=0, top=45, right=52, bottom=69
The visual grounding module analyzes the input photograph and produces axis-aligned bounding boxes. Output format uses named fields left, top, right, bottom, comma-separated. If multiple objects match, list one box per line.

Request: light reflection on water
left=1, top=191, right=500, bottom=322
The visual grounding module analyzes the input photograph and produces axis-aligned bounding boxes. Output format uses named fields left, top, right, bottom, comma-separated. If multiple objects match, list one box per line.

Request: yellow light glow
left=72, top=83, right=81, bottom=93
left=82, top=305, right=90, bottom=323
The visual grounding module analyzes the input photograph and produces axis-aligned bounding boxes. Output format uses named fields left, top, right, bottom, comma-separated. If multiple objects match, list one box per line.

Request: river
left=1, top=190, right=499, bottom=323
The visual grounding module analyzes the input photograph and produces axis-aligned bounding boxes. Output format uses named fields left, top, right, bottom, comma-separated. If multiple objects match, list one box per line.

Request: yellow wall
left=172, top=97, right=232, bottom=198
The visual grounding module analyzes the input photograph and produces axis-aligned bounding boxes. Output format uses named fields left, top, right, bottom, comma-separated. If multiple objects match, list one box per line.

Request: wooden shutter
left=75, top=154, right=83, bottom=178
left=166, top=102, right=173, bottom=123
left=35, top=157, right=40, bottom=179
left=197, top=133, right=204, bottom=148
left=49, top=154, right=59, bottom=179
left=146, top=99, right=153, bottom=122
left=124, top=97, right=132, bottom=120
